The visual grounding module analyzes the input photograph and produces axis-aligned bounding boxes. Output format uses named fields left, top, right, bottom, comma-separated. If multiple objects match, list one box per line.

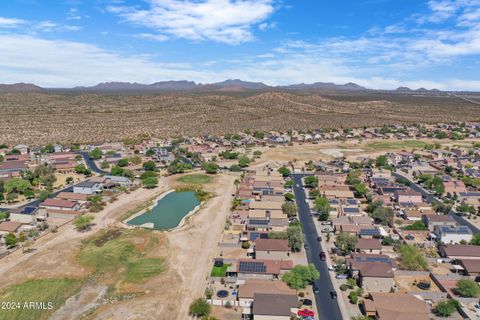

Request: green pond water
left=127, top=191, right=200, bottom=230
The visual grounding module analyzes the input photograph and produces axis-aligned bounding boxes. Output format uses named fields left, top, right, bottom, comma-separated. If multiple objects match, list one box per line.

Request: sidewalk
left=313, top=219, right=358, bottom=320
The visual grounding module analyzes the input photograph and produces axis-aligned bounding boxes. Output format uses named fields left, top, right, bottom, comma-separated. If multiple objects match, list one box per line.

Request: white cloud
left=133, top=33, right=169, bottom=41
left=108, top=0, right=276, bottom=45
left=0, top=17, right=26, bottom=28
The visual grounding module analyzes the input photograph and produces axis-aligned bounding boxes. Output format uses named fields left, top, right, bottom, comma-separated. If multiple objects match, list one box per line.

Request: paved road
left=392, top=171, right=479, bottom=233
left=291, top=174, right=343, bottom=320
left=76, top=151, right=110, bottom=175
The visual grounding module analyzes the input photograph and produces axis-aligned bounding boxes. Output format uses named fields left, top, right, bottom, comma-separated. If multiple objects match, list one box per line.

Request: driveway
left=291, top=174, right=343, bottom=320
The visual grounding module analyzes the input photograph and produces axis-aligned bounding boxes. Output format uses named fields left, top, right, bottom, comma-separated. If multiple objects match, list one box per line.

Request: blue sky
left=0, top=0, right=479, bottom=90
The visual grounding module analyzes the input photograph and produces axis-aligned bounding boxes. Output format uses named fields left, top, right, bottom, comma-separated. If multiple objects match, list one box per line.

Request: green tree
left=335, top=232, right=358, bottom=255
left=304, top=176, right=318, bottom=188
left=375, top=155, right=388, bottom=168
left=282, top=202, right=297, bottom=217
left=189, top=298, right=211, bottom=317
left=202, top=162, right=219, bottom=174
left=75, top=164, right=91, bottom=175
left=434, top=300, right=459, bottom=317
left=281, top=264, right=320, bottom=290
left=229, top=164, right=242, bottom=172
left=146, top=149, right=155, bottom=157
left=143, top=161, right=157, bottom=171
left=5, top=233, right=18, bottom=248
left=314, top=195, right=331, bottom=221
left=398, top=245, right=429, bottom=271
left=143, top=176, right=158, bottom=189
left=402, top=221, right=427, bottom=231
left=284, top=192, right=295, bottom=202
left=74, top=215, right=94, bottom=231
left=455, top=279, right=480, bottom=297
left=88, top=148, right=103, bottom=160
left=88, top=195, right=105, bottom=212
left=117, top=158, right=129, bottom=167
left=238, top=155, right=251, bottom=168
left=370, top=206, right=393, bottom=226
left=278, top=166, right=291, bottom=177
left=0, top=211, right=9, bottom=221
left=471, top=234, right=480, bottom=246
left=38, top=190, right=50, bottom=202
left=5, top=178, right=32, bottom=195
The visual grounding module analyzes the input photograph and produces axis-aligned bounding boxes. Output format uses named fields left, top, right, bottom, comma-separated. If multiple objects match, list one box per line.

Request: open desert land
left=255, top=138, right=480, bottom=165
left=0, top=172, right=235, bottom=320
left=1, top=91, right=479, bottom=145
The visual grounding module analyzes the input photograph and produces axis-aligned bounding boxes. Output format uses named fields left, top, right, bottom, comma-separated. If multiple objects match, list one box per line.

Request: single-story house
left=458, top=259, right=480, bottom=278
left=355, top=238, right=382, bottom=254
left=422, top=214, right=456, bottom=231
left=73, top=180, right=103, bottom=195
left=363, top=292, right=429, bottom=320
left=394, top=190, right=422, bottom=204
left=40, top=198, right=80, bottom=211
left=0, top=221, right=23, bottom=235
left=358, top=262, right=395, bottom=293
left=236, top=259, right=293, bottom=280
left=237, top=279, right=295, bottom=308
left=254, top=239, right=290, bottom=260
left=252, top=293, right=298, bottom=320
left=439, top=244, right=480, bottom=260
left=434, top=225, right=473, bottom=244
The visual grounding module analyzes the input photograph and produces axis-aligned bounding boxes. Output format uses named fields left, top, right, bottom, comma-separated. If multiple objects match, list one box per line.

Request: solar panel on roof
left=344, top=207, right=360, bottom=213
left=360, top=229, right=381, bottom=236
left=238, top=261, right=267, bottom=273
left=249, top=219, right=269, bottom=225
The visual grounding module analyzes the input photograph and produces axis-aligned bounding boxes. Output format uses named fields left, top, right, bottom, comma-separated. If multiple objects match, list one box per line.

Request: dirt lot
left=256, top=138, right=480, bottom=164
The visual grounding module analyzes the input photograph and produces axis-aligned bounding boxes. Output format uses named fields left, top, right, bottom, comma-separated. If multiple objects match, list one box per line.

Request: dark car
left=302, top=299, right=313, bottom=306
left=304, top=243, right=309, bottom=250
left=319, top=252, right=326, bottom=261
left=313, top=285, right=320, bottom=295
left=330, top=291, right=338, bottom=299
left=317, top=236, right=322, bottom=242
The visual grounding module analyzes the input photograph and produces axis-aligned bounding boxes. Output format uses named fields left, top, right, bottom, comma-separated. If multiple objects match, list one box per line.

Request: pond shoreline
left=124, top=189, right=201, bottom=231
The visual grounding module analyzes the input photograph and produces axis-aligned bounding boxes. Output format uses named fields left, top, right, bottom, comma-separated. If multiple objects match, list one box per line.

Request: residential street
left=76, top=151, right=110, bottom=175
left=392, top=171, right=480, bottom=233
left=291, top=174, right=344, bottom=320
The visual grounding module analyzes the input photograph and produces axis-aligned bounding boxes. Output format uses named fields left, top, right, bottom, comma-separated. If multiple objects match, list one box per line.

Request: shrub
left=340, top=284, right=348, bottom=291
left=241, top=241, right=250, bottom=249
left=189, top=298, right=211, bottom=317
left=348, top=291, right=358, bottom=304
left=455, top=279, right=480, bottom=297
left=435, top=299, right=459, bottom=317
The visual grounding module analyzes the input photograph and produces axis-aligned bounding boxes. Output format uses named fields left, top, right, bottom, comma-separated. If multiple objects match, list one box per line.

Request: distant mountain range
left=0, top=79, right=448, bottom=93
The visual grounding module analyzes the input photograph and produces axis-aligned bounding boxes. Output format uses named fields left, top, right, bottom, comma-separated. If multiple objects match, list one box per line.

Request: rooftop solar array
left=248, top=219, right=269, bottom=226
left=238, top=261, right=267, bottom=273
left=354, top=255, right=392, bottom=265
left=344, top=207, right=360, bottom=213
left=249, top=232, right=268, bottom=241
left=360, top=228, right=381, bottom=236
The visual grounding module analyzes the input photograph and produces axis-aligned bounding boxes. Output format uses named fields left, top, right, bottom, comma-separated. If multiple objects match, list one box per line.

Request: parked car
left=296, top=184, right=300, bottom=188
left=330, top=291, right=338, bottom=299
left=327, top=265, right=336, bottom=271
left=321, top=228, right=332, bottom=233
left=305, top=199, right=308, bottom=204
left=321, top=221, right=332, bottom=225
left=335, top=273, right=348, bottom=279
left=319, top=252, right=326, bottom=261
left=317, top=236, right=322, bottom=241
left=313, top=285, right=320, bottom=295
left=302, top=299, right=313, bottom=306
left=304, top=243, right=309, bottom=250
